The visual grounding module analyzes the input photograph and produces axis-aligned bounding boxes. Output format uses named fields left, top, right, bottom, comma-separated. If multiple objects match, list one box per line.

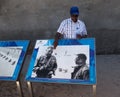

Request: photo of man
left=33, top=46, right=57, bottom=78
left=31, top=40, right=89, bottom=80
left=71, top=54, right=89, bottom=80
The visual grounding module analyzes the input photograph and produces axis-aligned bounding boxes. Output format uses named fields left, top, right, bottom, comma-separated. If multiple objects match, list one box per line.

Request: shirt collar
left=69, top=18, right=79, bottom=23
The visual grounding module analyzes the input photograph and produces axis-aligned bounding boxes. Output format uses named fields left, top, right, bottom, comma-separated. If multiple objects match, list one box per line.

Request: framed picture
left=0, top=40, right=29, bottom=81
left=26, top=38, right=96, bottom=84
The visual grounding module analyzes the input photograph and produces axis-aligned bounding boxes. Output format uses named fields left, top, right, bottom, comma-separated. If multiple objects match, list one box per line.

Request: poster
left=26, top=38, right=96, bottom=84
left=0, top=40, right=29, bottom=81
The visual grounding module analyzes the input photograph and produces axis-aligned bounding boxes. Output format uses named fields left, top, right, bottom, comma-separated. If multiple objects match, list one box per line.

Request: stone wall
left=0, top=0, right=120, bottom=54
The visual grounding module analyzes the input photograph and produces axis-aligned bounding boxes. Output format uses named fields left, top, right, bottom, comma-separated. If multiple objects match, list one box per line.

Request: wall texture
left=0, top=0, right=120, bottom=54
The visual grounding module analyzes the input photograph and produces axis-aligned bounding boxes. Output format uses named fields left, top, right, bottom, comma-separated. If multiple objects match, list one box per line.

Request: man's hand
left=76, top=34, right=82, bottom=39
left=53, top=32, right=62, bottom=49
left=53, top=40, right=58, bottom=49
left=77, top=34, right=88, bottom=39
left=48, top=71, right=55, bottom=75
left=33, top=67, right=39, bottom=72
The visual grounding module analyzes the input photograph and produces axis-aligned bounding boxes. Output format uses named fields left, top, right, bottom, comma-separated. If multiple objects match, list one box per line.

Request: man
left=33, top=46, right=57, bottom=78
left=71, top=54, right=89, bottom=80
left=54, top=6, right=87, bottom=49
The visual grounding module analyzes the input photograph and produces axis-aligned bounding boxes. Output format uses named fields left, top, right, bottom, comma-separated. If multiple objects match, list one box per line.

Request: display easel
left=0, top=80, right=23, bottom=97
left=16, top=50, right=29, bottom=97
left=0, top=40, right=30, bottom=97
left=93, top=85, right=97, bottom=97
left=25, top=38, right=97, bottom=97
left=0, top=68, right=24, bottom=97
left=16, top=80, right=24, bottom=97
left=27, top=81, right=34, bottom=97
left=27, top=81, right=96, bottom=97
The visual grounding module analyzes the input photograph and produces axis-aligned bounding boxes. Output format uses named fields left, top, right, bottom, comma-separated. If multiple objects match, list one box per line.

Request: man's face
left=71, top=14, right=79, bottom=22
left=75, top=57, right=86, bottom=66
left=46, top=48, right=53, bottom=57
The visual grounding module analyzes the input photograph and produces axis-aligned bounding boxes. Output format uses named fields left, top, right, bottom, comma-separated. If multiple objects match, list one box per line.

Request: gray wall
left=0, top=0, right=120, bottom=54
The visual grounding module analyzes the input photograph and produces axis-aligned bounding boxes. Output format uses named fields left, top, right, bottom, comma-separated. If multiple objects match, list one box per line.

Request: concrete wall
left=0, top=0, right=120, bottom=54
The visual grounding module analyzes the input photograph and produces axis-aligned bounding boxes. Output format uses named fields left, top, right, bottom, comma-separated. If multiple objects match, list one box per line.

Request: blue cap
left=70, top=6, right=79, bottom=15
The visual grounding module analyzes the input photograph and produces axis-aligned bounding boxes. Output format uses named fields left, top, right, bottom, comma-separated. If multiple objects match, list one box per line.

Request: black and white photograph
left=32, top=44, right=89, bottom=80
left=26, top=39, right=96, bottom=84
left=0, top=47, right=23, bottom=77
left=32, top=46, right=57, bottom=78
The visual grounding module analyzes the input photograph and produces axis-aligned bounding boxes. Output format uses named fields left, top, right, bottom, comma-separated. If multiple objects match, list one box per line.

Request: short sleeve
left=57, top=20, right=65, bottom=34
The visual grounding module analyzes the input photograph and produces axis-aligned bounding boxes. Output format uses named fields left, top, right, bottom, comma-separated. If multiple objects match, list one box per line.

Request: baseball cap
left=70, top=6, right=79, bottom=15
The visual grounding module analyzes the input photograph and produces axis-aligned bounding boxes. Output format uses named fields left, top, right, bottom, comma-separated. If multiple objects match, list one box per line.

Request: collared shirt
left=57, top=18, right=87, bottom=39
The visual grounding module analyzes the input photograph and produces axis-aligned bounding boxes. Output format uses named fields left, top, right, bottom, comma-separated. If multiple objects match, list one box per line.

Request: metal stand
left=93, top=85, right=96, bottom=97
left=16, top=81, right=23, bottom=97
left=27, top=81, right=34, bottom=97
left=26, top=82, right=96, bottom=97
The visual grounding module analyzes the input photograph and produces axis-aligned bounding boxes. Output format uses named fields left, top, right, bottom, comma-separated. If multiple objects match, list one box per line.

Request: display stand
left=16, top=81, right=24, bottom=97
left=93, top=85, right=97, bottom=97
left=0, top=40, right=29, bottom=97
left=27, top=81, right=34, bottom=97
left=26, top=82, right=96, bottom=97
left=25, top=38, right=97, bottom=97
left=16, top=43, right=29, bottom=97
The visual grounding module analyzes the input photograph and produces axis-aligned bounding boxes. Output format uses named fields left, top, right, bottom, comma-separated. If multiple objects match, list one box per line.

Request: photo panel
left=26, top=38, right=96, bottom=84
left=0, top=40, right=29, bottom=81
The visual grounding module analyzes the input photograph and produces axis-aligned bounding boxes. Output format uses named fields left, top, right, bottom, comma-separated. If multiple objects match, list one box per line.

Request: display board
left=0, top=40, right=29, bottom=81
left=26, top=38, right=96, bottom=84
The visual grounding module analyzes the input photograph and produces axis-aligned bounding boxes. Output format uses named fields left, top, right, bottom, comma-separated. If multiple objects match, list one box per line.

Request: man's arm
left=76, top=34, right=87, bottom=39
left=53, top=32, right=62, bottom=49
left=77, top=21, right=87, bottom=39
left=81, top=34, right=88, bottom=38
left=83, top=70, right=89, bottom=80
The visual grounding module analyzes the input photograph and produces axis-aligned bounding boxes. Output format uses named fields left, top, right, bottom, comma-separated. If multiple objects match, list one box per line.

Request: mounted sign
left=0, top=40, right=29, bottom=81
left=26, top=38, right=96, bottom=84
